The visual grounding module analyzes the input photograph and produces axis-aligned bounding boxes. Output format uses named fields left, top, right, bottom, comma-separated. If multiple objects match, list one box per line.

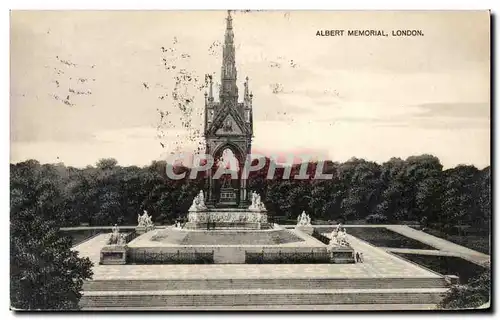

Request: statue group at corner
left=109, top=224, right=126, bottom=245
left=137, top=210, right=154, bottom=230
left=296, top=211, right=312, bottom=227
left=248, top=191, right=266, bottom=211
left=329, top=223, right=350, bottom=248
left=189, top=190, right=208, bottom=212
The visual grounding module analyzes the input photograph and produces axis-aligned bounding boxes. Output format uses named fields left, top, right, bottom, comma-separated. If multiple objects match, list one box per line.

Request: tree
left=10, top=162, right=93, bottom=310
left=474, top=167, right=491, bottom=229
left=441, top=165, right=479, bottom=229
left=309, top=180, right=332, bottom=220
left=376, top=158, right=407, bottom=221
left=337, top=159, right=381, bottom=221
left=266, top=180, right=294, bottom=218
left=95, top=158, right=118, bottom=170
left=10, top=154, right=491, bottom=230
left=439, top=269, right=491, bottom=310
left=415, top=176, right=443, bottom=225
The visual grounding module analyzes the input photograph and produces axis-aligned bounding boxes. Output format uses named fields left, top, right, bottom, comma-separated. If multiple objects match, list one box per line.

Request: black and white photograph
left=9, top=9, right=491, bottom=311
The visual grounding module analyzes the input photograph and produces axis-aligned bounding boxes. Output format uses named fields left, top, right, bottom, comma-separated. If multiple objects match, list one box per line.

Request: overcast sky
left=10, top=10, right=490, bottom=169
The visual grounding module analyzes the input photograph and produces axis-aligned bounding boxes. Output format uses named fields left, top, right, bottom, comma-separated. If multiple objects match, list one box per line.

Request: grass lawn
left=413, top=227, right=490, bottom=255
left=394, top=253, right=487, bottom=283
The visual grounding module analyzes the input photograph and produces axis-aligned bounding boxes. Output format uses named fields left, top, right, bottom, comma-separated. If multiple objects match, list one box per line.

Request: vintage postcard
left=10, top=10, right=490, bottom=311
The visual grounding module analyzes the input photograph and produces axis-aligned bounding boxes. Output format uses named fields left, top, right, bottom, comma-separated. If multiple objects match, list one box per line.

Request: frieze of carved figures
left=196, top=213, right=202, bottom=222
left=256, top=212, right=262, bottom=222
left=252, top=212, right=261, bottom=223
left=188, top=212, right=198, bottom=222
left=187, top=211, right=268, bottom=224
left=246, top=213, right=254, bottom=223
left=244, top=212, right=263, bottom=223
left=296, top=211, right=312, bottom=227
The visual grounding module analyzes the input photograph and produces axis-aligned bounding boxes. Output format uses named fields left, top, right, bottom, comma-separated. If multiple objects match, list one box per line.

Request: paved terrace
left=69, top=224, right=490, bottom=267
left=73, top=232, right=441, bottom=281
left=84, top=304, right=438, bottom=311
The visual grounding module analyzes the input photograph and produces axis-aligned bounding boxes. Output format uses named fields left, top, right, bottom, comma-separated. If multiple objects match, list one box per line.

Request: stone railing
left=245, top=250, right=330, bottom=264
left=128, top=249, right=215, bottom=264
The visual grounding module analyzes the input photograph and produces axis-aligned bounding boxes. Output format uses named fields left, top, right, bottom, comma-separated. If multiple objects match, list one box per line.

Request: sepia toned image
left=10, top=10, right=491, bottom=311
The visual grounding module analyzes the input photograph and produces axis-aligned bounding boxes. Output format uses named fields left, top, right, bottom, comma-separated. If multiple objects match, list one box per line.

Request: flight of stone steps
left=80, top=276, right=449, bottom=310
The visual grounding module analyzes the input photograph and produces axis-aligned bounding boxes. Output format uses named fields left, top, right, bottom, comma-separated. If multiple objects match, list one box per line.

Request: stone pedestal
left=100, top=245, right=128, bottom=265
left=295, top=226, right=314, bottom=236
left=328, top=247, right=355, bottom=264
left=444, top=275, right=460, bottom=285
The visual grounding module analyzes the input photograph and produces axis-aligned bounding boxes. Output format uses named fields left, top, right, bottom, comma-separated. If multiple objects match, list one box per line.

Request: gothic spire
left=220, top=10, right=238, bottom=98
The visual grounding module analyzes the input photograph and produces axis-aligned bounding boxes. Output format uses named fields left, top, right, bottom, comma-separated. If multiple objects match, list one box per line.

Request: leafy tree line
left=252, top=155, right=490, bottom=231
left=10, top=154, right=490, bottom=231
